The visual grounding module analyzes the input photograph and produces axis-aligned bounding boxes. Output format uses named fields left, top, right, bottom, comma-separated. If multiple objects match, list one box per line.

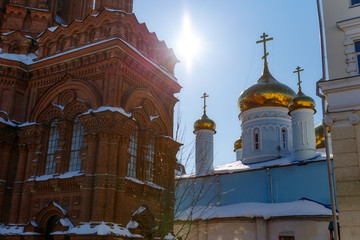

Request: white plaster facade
left=319, top=0, right=360, bottom=238
left=174, top=216, right=330, bottom=240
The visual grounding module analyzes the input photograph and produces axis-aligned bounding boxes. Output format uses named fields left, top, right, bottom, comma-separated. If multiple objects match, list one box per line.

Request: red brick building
left=0, top=0, right=181, bottom=239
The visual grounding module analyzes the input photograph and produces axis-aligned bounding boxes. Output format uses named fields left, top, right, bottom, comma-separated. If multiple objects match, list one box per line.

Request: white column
left=195, top=129, right=214, bottom=175
left=291, top=108, right=316, bottom=160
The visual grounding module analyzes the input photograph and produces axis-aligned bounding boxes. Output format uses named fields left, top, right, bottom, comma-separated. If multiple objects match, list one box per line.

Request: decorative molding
left=323, top=111, right=360, bottom=127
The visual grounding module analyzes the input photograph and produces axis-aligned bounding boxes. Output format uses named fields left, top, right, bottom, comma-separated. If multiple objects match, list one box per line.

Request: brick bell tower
left=0, top=0, right=181, bottom=239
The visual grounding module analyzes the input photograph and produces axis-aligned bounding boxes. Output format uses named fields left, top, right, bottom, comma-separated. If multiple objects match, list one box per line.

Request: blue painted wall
left=175, top=160, right=332, bottom=213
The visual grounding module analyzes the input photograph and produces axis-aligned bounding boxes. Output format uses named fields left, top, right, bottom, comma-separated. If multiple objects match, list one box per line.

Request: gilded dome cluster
left=238, top=65, right=316, bottom=114
left=194, top=113, right=216, bottom=132
left=238, top=65, right=295, bottom=112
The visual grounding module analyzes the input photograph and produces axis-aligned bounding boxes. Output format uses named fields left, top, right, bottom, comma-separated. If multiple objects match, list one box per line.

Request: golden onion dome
left=238, top=65, right=295, bottom=112
left=288, top=90, right=316, bottom=113
left=234, top=137, right=242, bottom=151
left=194, top=113, right=216, bottom=133
left=315, top=122, right=331, bottom=149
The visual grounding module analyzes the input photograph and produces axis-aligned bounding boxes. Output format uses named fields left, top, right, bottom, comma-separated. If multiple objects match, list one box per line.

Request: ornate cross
left=293, top=66, right=304, bottom=91
left=201, top=92, right=209, bottom=114
left=256, top=32, right=273, bottom=65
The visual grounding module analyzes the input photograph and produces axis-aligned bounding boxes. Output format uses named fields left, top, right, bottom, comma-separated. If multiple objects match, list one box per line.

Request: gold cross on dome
left=201, top=92, right=209, bottom=114
left=293, top=66, right=304, bottom=91
left=256, top=32, right=273, bottom=65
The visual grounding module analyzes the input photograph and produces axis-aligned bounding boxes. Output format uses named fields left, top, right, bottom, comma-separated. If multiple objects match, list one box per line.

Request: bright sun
left=176, top=14, right=202, bottom=71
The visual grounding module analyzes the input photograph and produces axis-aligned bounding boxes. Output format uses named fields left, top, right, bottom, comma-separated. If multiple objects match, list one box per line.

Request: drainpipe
left=216, top=174, right=221, bottom=205
left=316, top=0, right=339, bottom=239
left=266, top=168, right=273, bottom=203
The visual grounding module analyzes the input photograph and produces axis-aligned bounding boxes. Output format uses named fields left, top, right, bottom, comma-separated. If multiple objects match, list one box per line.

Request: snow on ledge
left=64, top=222, right=142, bottom=237
left=175, top=199, right=332, bottom=221
left=27, top=171, right=84, bottom=182
left=81, top=106, right=131, bottom=118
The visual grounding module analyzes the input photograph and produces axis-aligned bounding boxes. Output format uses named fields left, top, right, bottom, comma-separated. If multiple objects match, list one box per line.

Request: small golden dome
left=234, top=137, right=242, bottom=151
left=194, top=113, right=216, bottom=133
left=288, top=90, right=316, bottom=113
left=238, top=65, right=295, bottom=112
left=315, top=122, right=331, bottom=149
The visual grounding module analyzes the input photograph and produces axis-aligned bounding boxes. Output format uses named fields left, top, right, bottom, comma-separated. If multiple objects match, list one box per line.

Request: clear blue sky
left=133, top=0, right=323, bottom=173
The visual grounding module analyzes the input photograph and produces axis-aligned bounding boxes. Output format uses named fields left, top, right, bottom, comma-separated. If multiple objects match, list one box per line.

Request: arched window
left=127, top=127, right=138, bottom=178
left=146, top=136, right=155, bottom=182
left=254, top=128, right=260, bottom=150
left=281, top=128, right=287, bottom=149
left=45, top=120, right=59, bottom=174
left=68, top=118, right=84, bottom=172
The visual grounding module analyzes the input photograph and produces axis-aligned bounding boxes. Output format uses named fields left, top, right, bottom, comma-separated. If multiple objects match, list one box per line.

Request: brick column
left=104, top=134, right=120, bottom=222
left=91, top=132, right=109, bottom=222
left=324, top=111, right=360, bottom=238
left=79, top=133, right=97, bottom=222
left=8, top=144, right=27, bottom=224
left=0, top=143, right=12, bottom=222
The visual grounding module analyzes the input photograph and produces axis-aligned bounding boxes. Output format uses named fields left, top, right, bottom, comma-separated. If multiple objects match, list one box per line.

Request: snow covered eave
left=30, top=37, right=177, bottom=82
left=178, top=152, right=331, bottom=179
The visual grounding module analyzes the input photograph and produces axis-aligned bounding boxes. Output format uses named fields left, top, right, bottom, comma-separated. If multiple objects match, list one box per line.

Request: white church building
left=174, top=34, right=334, bottom=240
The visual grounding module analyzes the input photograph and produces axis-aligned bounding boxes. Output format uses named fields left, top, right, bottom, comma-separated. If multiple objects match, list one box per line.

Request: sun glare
left=176, top=14, right=202, bottom=71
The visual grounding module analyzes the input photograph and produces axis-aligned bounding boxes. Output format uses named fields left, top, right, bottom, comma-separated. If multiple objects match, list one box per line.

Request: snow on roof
left=1, top=31, right=15, bottom=36
left=0, top=224, right=25, bottom=235
left=48, top=26, right=59, bottom=32
left=126, top=177, right=165, bottom=190
left=0, top=35, right=176, bottom=81
left=81, top=106, right=132, bottom=118
left=175, top=199, right=332, bottom=221
left=27, top=171, right=84, bottom=182
left=0, top=53, right=37, bottom=65
left=0, top=114, right=16, bottom=126
left=65, top=222, right=142, bottom=237
left=18, top=122, right=40, bottom=127
left=53, top=202, right=67, bottom=215
left=52, top=102, right=65, bottom=110
left=180, top=152, right=329, bottom=178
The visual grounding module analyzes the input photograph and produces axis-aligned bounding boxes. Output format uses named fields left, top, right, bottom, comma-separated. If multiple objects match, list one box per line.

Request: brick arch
left=128, top=205, right=156, bottom=239
left=149, top=118, right=166, bottom=136
left=123, top=88, right=171, bottom=135
left=33, top=201, right=68, bottom=233
left=37, top=102, right=63, bottom=124
left=30, top=77, right=101, bottom=122
left=63, top=98, right=90, bottom=120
